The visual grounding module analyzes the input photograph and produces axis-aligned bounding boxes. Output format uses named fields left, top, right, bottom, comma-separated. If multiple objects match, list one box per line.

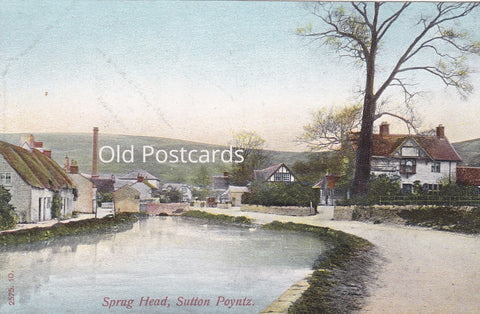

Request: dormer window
left=400, top=159, right=416, bottom=174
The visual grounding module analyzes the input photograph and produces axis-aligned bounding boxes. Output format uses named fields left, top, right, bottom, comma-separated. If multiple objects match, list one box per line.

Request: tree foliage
left=298, top=2, right=480, bottom=195
left=298, top=104, right=362, bottom=151
left=159, top=188, right=182, bottom=203
left=192, top=165, right=211, bottom=189
left=0, top=185, right=16, bottom=230
left=230, top=131, right=270, bottom=185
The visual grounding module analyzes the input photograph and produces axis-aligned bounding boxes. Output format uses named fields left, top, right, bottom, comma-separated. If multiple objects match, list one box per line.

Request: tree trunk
left=351, top=5, right=379, bottom=196
left=351, top=95, right=375, bottom=196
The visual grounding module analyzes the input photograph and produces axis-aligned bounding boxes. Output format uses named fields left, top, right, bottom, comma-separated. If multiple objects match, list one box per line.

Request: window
left=282, top=173, right=291, bottom=182
left=431, top=162, right=441, bottom=173
left=400, top=159, right=416, bottom=174
left=0, top=172, right=12, bottom=186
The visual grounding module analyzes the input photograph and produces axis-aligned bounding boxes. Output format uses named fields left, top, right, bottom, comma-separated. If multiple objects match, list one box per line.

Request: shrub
left=242, top=182, right=316, bottom=207
left=338, top=174, right=400, bottom=205
left=51, top=192, right=62, bottom=219
left=0, top=185, right=17, bottom=231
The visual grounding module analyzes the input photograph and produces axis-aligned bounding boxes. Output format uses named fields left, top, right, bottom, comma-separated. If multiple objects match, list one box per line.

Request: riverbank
left=0, top=213, right=141, bottom=246
left=184, top=209, right=374, bottom=313
left=203, top=206, right=480, bottom=313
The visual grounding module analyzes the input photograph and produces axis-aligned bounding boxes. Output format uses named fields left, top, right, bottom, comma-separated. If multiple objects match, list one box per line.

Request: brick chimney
left=92, top=127, right=99, bottom=178
left=379, top=122, right=390, bottom=137
left=436, top=124, right=445, bottom=138
left=69, top=160, right=79, bottom=174
left=137, top=175, right=144, bottom=182
left=28, top=134, right=34, bottom=147
left=42, top=149, right=51, bottom=158
left=64, top=156, right=70, bottom=172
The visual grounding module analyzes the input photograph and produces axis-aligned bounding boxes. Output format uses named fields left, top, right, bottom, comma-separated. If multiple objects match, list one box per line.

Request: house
left=456, top=167, right=480, bottom=187
left=221, top=186, right=250, bottom=206
left=129, top=178, right=158, bottom=200
left=313, top=174, right=341, bottom=205
left=0, top=139, right=75, bottom=222
left=118, top=169, right=162, bottom=189
left=65, top=157, right=97, bottom=213
left=253, top=163, right=297, bottom=183
left=349, top=123, right=462, bottom=193
left=162, top=183, right=193, bottom=202
left=113, top=184, right=140, bottom=213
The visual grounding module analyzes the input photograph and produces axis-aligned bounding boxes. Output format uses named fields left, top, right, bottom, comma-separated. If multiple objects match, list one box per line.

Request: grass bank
left=0, top=213, right=141, bottom=246
left=262, top=221, right=374, bottom=313
left=182, top=210, right=253, bottom=224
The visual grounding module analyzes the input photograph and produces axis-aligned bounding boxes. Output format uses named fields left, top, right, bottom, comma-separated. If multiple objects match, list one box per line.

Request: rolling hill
left=0, top=133, right=314, bottom=184
left=453, top=138, right=480, bottom=167
left=2, top=132, right=476, bottom=185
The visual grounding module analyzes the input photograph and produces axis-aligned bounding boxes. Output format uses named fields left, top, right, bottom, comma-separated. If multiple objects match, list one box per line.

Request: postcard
left=0, top=1, right=479, bottom=313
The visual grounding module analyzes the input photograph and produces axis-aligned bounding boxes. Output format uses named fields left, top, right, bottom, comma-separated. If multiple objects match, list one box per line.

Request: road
left=203, top=206, right=480, bottom=313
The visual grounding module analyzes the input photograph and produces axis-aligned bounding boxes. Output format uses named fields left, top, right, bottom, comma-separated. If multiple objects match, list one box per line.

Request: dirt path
left=203, top=207, right=480, bottom=313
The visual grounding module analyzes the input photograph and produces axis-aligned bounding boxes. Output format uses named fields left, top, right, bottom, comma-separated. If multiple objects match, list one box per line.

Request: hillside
left=0, top=133, right=313, bottom=184
left=453, top=138, right=480, bottom=167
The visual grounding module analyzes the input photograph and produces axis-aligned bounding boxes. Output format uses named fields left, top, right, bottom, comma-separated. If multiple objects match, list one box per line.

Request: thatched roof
left=0, top=140, right=74, bottom=190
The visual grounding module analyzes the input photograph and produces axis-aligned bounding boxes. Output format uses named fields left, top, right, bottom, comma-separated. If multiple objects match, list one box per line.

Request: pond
left=0, top=216, right=327, bottom=313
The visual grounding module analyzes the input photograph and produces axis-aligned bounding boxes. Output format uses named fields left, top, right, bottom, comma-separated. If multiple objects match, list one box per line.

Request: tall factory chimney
left=92, top=127, right=99, bottom=178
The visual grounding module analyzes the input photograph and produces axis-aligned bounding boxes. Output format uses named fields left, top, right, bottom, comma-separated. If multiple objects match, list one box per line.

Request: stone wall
left=334, top=205, right=477, bottom=224
left=241, top=204, right=315, bottom=216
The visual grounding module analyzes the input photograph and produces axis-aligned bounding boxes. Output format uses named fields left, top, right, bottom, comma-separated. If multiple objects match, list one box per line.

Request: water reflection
left=0, top=217, right=326, bottom=313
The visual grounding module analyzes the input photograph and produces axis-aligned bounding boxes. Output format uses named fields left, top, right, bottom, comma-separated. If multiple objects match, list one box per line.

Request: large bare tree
left=298, top=2, right=480, bottom=195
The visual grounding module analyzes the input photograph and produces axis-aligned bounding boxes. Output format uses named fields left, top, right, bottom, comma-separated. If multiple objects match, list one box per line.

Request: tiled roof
left=212, top=175, right=229, bottom=190
left=0, top=140, right=74, bottom=190
left=349, top=133, right=462, bottom=161
left=253, top=163, right=297, bottom=182
left=253, top=163, right=283, bottom=182
left=312, top=174, right=341, bottom=189
left=456, top=167, right=480, bottom=186
left=91, top=176, right=115, bottom=193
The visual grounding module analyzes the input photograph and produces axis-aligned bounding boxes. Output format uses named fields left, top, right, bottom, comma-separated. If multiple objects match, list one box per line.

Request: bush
left=242, top=182, right=316, bottom=207
left=51, top=192, right=62, bottom=219
left=0, top=186, right=17, bottom=231
left=338, top=174, right=400, bottom=205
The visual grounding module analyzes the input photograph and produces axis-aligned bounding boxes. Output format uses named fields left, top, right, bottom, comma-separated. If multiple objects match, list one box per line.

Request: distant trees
left=230, top=131, right=270, bottom=186
left=298, top=2, right=480, bottom=195
left=193, top=165, right=211, bottom=189
left=0, top=186, right=16, bottom=230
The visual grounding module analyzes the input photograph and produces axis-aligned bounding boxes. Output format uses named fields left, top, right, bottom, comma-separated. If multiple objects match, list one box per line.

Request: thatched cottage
left=0, top=139, right=75, bottom=222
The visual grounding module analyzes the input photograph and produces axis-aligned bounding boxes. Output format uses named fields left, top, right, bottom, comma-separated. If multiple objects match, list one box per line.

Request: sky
left=0, top=1, right=479, bottom=151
